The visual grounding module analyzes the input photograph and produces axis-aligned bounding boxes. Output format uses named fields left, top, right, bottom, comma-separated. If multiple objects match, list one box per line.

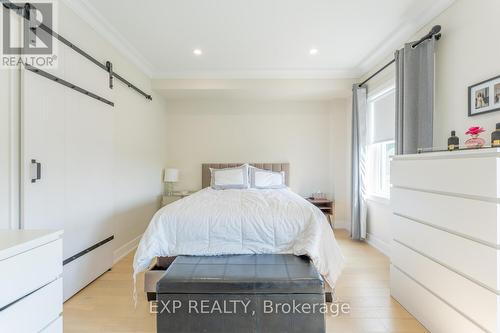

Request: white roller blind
left=368, top=90, right=395, bottom=144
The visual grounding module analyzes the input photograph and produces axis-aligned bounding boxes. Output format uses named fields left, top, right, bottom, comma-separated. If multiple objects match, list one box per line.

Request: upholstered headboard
left=202, top=163, right=290, bottom=188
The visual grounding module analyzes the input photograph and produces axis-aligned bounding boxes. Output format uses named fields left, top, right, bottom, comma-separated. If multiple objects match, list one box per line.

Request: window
left=366, top=86, right=395, bottom=198
left=367, top=141, right=395, bottom=198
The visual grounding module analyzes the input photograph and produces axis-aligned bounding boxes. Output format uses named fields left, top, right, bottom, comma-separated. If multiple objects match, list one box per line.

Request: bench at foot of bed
left=156, top=254, right=326, bottom=333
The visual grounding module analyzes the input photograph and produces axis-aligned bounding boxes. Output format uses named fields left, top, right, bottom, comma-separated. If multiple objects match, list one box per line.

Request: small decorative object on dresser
left=163, top=168, right=179, bottom=195
left=447, top=130, right=459, bottom=150
left=491, top=123, right=500, bottom=147
left=468, top=74, right=500, bottom=116
left=464, top=126, right=486, bottom=148
left=307, top=196, right=334, bottom=227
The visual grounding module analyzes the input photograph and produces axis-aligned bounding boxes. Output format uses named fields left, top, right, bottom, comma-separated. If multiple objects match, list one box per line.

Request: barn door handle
left=30, top=159, right=41, bottom=183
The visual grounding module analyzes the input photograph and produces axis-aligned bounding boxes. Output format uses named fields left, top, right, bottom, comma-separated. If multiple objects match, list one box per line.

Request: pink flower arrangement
left=465, top=126, right=485, bottom=136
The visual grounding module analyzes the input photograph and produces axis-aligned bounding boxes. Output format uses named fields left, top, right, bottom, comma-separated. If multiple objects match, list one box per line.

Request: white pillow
left=249, top=167, right=286, bottom=189
left=210, top=164, right=249, bottom=190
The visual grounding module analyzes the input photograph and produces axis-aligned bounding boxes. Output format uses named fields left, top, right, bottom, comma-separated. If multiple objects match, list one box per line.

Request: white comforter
left=133, top=187, right=344, bottom=287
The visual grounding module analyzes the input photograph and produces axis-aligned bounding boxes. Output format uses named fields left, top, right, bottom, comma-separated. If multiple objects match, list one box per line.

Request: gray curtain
left=395, top=38, right=435, bottom=154
left=351, top=85, right=367, bottom=241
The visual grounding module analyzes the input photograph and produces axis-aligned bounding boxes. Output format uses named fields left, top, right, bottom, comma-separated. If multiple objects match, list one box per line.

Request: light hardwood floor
left=64, top=230, right=428, bottom=332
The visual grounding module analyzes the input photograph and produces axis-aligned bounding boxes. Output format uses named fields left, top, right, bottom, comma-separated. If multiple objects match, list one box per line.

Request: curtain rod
left=358, top=25, right=442, bottom=88
left=2, top=1, right=153, bottom=101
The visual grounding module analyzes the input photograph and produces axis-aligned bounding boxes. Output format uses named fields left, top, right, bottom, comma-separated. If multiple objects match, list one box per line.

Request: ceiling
left=64, top=0, right=454, bottom=80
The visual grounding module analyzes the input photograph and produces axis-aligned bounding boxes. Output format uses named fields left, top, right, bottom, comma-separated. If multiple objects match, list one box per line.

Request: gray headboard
left=202, top=163, right=290, bottom=188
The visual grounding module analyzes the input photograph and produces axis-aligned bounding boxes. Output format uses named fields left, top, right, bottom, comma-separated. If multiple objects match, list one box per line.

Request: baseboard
left=366, top=232, right=391, bottom=257
left=113, top=233, right=142, bottom=265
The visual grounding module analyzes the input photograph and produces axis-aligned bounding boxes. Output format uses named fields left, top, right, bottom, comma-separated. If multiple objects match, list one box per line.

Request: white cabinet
left=390, top=148, right=500, bottom=333
left=0, top=230, right=63, bottom=333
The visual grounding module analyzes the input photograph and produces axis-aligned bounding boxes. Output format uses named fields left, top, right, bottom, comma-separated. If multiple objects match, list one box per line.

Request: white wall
left=425, top=0, right=500, bottom=148
left=164, top=99, right=350, bottom=227
left=359, top=0, right=500, bottom=256
left=0, top=3, right=168, bottom=259
left=365, top=199, right=392, bottom=256
left=329, top=99, right=351, bottom=228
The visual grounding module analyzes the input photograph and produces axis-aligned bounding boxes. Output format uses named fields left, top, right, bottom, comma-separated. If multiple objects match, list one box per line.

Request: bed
left=133, top=163, right=344, bottom=298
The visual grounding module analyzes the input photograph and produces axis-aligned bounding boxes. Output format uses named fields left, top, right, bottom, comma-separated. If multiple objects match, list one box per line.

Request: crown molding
left=61, top=0, right=154, bottom=78
left=356, top=0, right=456, bottom=78
left=152, top=68, right=362, bottom=80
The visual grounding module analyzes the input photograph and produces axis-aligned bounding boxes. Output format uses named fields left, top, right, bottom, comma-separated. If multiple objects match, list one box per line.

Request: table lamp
left=164, top=168, right=179, bottom=196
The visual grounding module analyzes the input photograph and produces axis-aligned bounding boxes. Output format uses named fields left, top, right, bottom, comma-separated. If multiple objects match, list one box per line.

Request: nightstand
left=161, top=191, right=195, bottom=207
left=307, top=198, right=334, bottom=227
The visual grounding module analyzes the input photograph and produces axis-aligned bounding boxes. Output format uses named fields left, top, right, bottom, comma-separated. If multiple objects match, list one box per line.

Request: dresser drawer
left=391, top=156, right=499, bottom=198
left=392, top=215, right=500, bottom=291
left=391, top=266, right=483, bottom=333
left=392, top=242, right=498, bottom=332
left=0, top=238, right=62, bottom=308
left=391, top=187, right=500, bottom=245
left=0, top=277, right=62, bottom=333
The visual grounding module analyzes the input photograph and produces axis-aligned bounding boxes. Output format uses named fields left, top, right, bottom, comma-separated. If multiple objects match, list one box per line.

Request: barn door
left=21, top=42, right=115, bottom=301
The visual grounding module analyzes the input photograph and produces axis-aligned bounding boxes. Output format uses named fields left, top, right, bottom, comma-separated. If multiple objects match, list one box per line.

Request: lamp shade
left=164, top=168, right=179, bottom=182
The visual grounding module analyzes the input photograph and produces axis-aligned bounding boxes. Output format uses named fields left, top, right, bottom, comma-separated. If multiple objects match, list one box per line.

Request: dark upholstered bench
left=156, top=254, right=325, bottom=333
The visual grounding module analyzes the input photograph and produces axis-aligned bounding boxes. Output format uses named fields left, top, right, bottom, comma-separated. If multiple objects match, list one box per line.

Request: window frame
left=366, top=84, right=396, bottom=201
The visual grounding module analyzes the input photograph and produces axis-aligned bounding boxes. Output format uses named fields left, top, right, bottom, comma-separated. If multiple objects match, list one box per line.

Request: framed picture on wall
left=468, top=74, right=500, bottom=116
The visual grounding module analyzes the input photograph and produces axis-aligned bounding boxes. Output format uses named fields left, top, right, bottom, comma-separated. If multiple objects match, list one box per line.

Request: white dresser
left=0, top=230, right=63, bottom=332
left=390, top=148, right=500, bottom=333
